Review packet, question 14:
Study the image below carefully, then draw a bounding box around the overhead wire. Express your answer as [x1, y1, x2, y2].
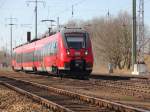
[37, 0, 88, 34]
[144, 0, 150, 3]
[52, 0, 87, 18]
[0, 0, 6, 9]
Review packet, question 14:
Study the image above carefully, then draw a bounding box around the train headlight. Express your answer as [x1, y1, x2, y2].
[66, 49, 70, 55]
[85, 50, 88, 55]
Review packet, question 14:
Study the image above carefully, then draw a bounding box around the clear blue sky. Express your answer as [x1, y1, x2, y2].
[0, 0, 150, 50]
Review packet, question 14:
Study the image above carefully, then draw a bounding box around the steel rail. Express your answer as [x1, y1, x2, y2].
[1, 71, 150, 99]
[0, 81, 74, 112]
[0, 76, 149, 112]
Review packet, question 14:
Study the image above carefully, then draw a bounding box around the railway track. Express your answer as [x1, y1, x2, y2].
[71, 79, 150, 99]
[0, 76, 149, 112]
[1, 71, 150, 100]
[90, 79, 150, 95]
[55, 76, 150, 99]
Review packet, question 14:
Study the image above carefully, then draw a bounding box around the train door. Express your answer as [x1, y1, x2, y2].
[41, 45, 46, 71]
[51, 41, 58, 66]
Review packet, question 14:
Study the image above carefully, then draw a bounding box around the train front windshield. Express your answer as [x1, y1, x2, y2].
[65, 33, 86, 50]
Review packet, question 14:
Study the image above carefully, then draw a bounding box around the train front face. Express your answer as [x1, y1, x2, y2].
[61, 29, 93, 75]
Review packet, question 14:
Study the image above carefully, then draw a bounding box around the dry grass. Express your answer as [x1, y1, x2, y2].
[93, 64, 131, 75]
[93, 54, 150, 75]
[145, 55, 150, 72]
[92, 64, 108, 74]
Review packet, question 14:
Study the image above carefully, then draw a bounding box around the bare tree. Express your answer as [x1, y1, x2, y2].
[83, 12, 132, 69]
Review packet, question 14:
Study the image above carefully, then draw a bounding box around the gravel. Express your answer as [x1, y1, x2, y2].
[0, 85, 52, 112]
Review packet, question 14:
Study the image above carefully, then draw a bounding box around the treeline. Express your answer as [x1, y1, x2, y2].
[0, 50, 10, 67]
[66, 12, 133, 69]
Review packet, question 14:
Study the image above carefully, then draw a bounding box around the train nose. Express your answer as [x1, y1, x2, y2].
[70, 59, 85, 70]
[67, 48, 82, 57]
[74, 51, 81, 57]
[68, 48, 87, 57]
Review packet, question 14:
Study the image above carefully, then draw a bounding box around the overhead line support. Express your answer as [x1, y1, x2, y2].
[26, 0, 45, 39]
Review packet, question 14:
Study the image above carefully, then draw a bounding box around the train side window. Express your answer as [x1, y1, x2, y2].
[50, 42, 53, 55]
[37, 50, 41, 61]
[44, 44, 47, 56]
[16, 53, 18, 62]
[54, 41, 57, 54]
[54, 42, 57, 49]
[48, 41, 57, 55]
[46, 43, 49, 55]
[18, 53, 20, 63]
[22, 53, 24, 62]
[16, 54, 19, 63]
[45, 44, 48, 55]
[51, 42, 56, 54]
[12, 52, 15, 59]
[43, 46, 46, 56]
[34, 50, 38, 61]
[52, 42, 54, 54]
[49, 43, 51, 55]
[45, 45, 47, 56]
[24, 53, 27, 62]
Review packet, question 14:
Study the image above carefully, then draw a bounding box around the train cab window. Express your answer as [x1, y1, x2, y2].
[65, 33, 86, 50]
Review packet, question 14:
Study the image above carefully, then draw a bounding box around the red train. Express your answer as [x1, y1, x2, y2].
[12, 28, 94, 77]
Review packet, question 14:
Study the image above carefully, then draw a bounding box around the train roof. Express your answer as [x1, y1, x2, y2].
[60, 27, 87, 34]
[13, 27, 87, 50]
